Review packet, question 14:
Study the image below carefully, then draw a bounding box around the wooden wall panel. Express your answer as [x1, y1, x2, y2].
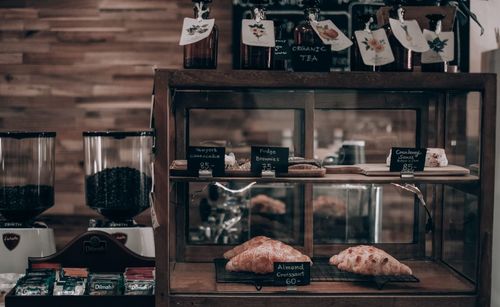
[0, 0, 233, 230]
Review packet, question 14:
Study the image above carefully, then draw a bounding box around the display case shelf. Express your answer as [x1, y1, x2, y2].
[169, 174, 479, 184]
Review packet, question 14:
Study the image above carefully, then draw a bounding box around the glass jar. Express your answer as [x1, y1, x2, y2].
[240, 3, 273, 70]
[351, 15, 379, 72]
[183, 0, 218, 69]
[0, 132, 55, 223]
[421, 14, 447, 72]
[380, 5, 413, 72]
[83, 131, 154, 222]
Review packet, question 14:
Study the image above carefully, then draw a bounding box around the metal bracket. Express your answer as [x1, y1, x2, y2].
[262, 170, 276, 178]
[199, 169, 213, 178]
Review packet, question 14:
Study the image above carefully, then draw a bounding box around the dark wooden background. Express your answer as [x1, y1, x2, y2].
[0, 0, 233, 248]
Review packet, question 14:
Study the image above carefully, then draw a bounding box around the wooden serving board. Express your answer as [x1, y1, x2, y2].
[170, 160, 326, 177]
[325, 164, 470, 176]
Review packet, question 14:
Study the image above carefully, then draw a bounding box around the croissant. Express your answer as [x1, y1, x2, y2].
[226, 240, 312, 274]
[223, 236, 271, 260]
[329, 245, 412, 276]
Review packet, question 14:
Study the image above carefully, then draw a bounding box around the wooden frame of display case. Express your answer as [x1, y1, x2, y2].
[152, 70, 496, 307]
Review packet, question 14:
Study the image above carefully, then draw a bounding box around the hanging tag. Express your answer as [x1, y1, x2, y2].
[311, 20, 352, 51]
[421, 30, 454, 63]
[179, 17, 215, 46]
[389, 18, 429, 52]
[354, 29, 394, 66]
[242, 19, 276, 47]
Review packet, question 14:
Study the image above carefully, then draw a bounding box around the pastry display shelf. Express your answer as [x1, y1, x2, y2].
[169, 260, 474, 295]
[168, 173, 479, 184]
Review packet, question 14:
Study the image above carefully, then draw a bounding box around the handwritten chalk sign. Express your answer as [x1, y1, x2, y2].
[273, 262, 310, 286]
[274, 39, 291, 61]
[389, 147, 427, 173]
[291, 44, 331, 72]
[251, 146, 289, 176]
[187, 146, 225, 177]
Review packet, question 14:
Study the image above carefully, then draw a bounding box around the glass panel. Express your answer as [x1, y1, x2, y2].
[442, 185, 478, 282]
[187, 182, 304, 245]
[315, 109, 417, 163]
[313, 183, 417, 244]
[446, 92, 481, 172]
[189, 109, 301, 158]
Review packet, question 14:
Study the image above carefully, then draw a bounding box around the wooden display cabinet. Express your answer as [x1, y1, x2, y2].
[152, 70, 496, 307]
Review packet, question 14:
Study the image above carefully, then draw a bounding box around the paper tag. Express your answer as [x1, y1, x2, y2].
[389, 147, 427, 172]
[242, 19, 276, 47]
[354, 29, 394, 66]
[421, 30, 454, 63]
[179, 17, 215, 46]
[311, 20, 352, 51]
[389, 18, 429, 52]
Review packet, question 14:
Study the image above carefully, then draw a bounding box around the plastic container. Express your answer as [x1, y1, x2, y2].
[0, 132, 56, 222]
[83, 131, 154, 222]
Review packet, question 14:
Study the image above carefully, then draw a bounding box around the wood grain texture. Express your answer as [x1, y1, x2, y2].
[0, 1, 233, 222]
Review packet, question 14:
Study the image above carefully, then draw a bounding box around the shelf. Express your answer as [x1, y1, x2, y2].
[169, 260, 474, 295]
[169, 173, 479, 184]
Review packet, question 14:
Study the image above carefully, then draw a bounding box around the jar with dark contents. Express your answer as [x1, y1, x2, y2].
[183, 0, 218, 69]
[240, 0, 273, 70]
[351, 15, 379, 72]
[380, 5, 413, 72]
[421, 14, 447, 72]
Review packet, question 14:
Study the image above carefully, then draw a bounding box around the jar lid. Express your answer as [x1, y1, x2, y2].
[0, 131, 56, 139]
[82, 131, 154, 138]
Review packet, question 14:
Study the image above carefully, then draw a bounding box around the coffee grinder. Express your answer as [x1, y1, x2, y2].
[84, 131, 154, 257]
[0, 132, 56, 273]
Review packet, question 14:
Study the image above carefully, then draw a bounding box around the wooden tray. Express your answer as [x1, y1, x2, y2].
[170, 160, 326, 178]
[325, 164, 470, 176]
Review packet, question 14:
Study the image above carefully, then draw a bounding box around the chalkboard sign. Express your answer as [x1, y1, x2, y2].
[291, 44, 332, 72]
[389, 147, 427, 173]
[273, 262, 310, 286]
[274, 39, 291, 61]
[251, 146, 289, 175]
[187, 146, 225, 177]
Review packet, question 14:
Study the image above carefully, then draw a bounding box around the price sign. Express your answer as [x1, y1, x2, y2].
[389, 147, 427, 173]
[290, 44, 332, 72]
[273, 262, 310, 286]
[251, 146, 289, 176]
[187, 146, 225, 177]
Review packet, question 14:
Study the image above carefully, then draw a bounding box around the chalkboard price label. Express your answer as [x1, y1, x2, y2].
[389, 147, 427, 173]
[251, 146, 289, 175]
[274, 39, 291, 61]
[187, 146, 225, 177]
[273, 262, 310, 286]
[291, 44, 331, 72]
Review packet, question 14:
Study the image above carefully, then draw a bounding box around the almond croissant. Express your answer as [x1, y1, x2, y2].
[329, 245, 412, 276]
[226, 240, 312, 274]
[223, 236, 271, 260]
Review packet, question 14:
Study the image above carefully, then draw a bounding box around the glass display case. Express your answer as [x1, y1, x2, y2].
[152, 70, 496, 307]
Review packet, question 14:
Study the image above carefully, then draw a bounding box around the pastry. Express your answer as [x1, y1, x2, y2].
[386, 148, 448, 167]
[289, 164, 320, 170]
[250, 194, 286, 215]
[223, 236, 271, 259]
[226, 240, 312, 274]
[288, 158, 322, 168]
[329, 245, 412, 276]
[313, 195, 346, 218]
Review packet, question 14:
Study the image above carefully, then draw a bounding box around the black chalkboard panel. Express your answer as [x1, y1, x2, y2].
[389, 147, 426, 172]
[187, 146, 225, 177]
[251, 146, 289, 175]
[291, 45, 332, 72]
